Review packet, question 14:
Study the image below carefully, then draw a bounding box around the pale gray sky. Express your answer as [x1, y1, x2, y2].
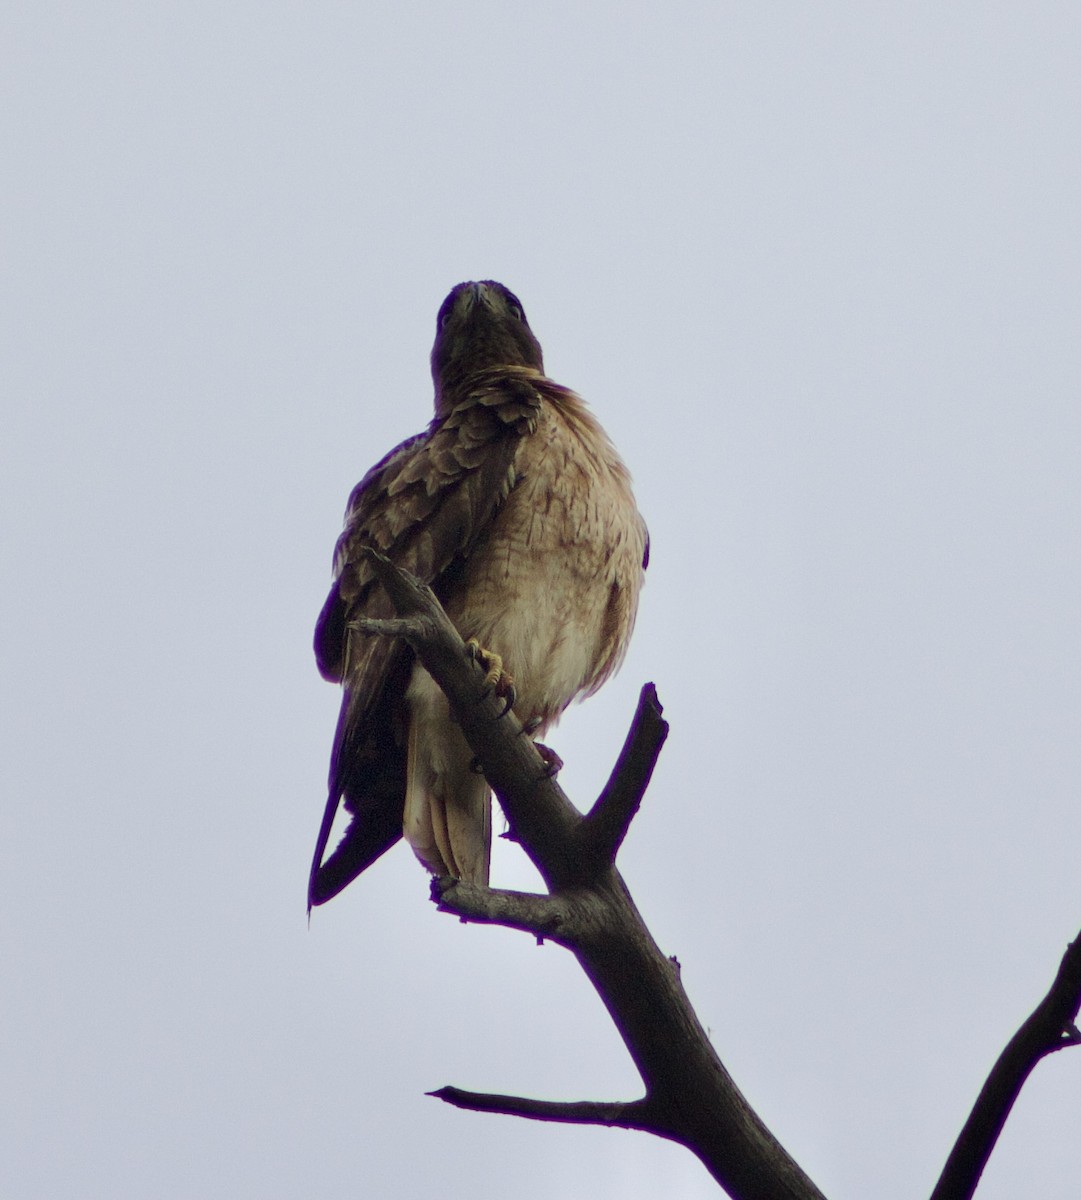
[3, 4, 1080, 1198]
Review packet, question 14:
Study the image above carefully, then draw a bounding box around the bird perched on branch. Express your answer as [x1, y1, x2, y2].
[309, 281, 648, 908]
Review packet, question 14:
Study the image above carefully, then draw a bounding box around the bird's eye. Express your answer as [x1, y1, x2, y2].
[508, 302, 525, 322]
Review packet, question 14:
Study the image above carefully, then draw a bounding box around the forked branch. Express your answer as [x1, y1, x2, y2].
[358, 549, 825, 1200]
[356, 549, 1081, 1200]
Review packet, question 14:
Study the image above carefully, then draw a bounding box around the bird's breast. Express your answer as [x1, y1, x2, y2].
[443, 403, 645, 727]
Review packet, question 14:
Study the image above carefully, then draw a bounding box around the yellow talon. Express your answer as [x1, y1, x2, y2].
[465, 638, 502, 687]
[466, 638, 516, 710]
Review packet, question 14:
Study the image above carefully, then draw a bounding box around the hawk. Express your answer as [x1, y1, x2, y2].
[309, 281, 647, 907]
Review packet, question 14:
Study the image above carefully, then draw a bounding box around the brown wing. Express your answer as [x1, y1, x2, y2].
[308, 380, 540, 907]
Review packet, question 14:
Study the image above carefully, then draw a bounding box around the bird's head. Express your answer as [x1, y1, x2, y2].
[431, 281, 544, 409]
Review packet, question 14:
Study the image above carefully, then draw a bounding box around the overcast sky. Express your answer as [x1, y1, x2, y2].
[3, 4, 1080, 1198]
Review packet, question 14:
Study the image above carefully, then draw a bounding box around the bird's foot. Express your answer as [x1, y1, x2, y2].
[465, 638, 516, 716]
[515, 717, 560, 777]
[430, 874, 459, 904]
[534, 742, 563, 778]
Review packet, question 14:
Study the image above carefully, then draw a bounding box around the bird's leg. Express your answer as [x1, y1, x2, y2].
[463, 649, 557, 778]
[465, 638, 516, 716]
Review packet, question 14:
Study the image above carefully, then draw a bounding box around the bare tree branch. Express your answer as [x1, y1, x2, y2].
[348, 613, 435, 641]
[356, 548, 1081, 1199]
[358, 550, 827, 1200]
[431, 877, 579, 944]
[427, 1087, 660, 1131]
[931, 933, 1081, 1200]
[578, 683, 668, 870]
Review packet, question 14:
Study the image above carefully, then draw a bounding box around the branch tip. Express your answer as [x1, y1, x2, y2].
[579, 683, 669, 869]
[427, 1085, 656, 1130]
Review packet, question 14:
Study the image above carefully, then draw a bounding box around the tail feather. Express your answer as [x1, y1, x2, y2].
[308, 789, 404, 910]
[403, 711, 491, 885]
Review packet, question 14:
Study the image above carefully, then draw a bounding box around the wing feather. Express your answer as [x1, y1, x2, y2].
[308, 382, 540, 906]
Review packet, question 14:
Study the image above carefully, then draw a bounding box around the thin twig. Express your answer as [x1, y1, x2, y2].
[428, 1087, 658, 1131]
